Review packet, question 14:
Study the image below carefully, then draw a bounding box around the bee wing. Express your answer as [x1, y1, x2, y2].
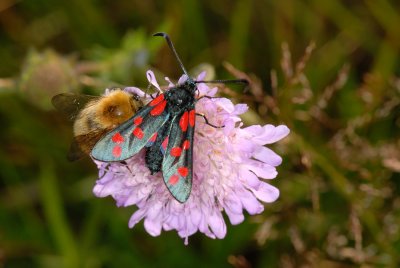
[52, 93, 99, 121]
[67, 129, 108, 161]
[67, 139, 86, 161]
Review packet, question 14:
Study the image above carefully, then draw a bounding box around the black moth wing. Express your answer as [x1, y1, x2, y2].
[91, 97, 170, 162]
[162, 108, 195, 203]
[51, 93, 98, 121]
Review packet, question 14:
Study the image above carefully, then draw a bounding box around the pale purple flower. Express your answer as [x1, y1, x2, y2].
[93, 70, 290, 244]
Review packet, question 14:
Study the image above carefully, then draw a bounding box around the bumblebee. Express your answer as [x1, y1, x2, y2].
[52, 88, 143, 160]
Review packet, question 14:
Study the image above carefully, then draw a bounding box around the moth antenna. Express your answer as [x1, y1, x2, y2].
[153, 32, 189, 76]
[195, 79, 249, 85]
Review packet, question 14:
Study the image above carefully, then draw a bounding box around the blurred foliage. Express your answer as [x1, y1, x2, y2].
[1, 0, 400, 267]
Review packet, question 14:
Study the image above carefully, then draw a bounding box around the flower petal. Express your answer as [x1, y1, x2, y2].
[239, 168, 261, 188]
[252, 146, 283, 166]
[146, 70, 161, 91]
[246, 160, 278, 179]
[238, 188, 264, 215]
[164, 77, 175, 87]
[217, 98, 235, 113]
[178, 74, 189, 84]
[224, 194, 245, 225]
[208, 209, 227, 239]
[225, 207, 245, 225]
[234, 103, 248, 115]
[123, 87, 147, 98]
[250, 182, 280, 203]
[196, 71, 207, 81]
[93, 179, 123, 197]
[129, 209, 147, 228]
[256, 125, 290, 144]
[144, 218, 162, 236]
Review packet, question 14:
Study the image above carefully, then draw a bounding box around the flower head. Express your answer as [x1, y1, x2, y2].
[93, 70, 290, 244]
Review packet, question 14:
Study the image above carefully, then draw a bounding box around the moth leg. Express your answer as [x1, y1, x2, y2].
[99, 163, 111, 179]
[197, 95, 221, 101]
[144, 79, 164, 100]
[196, 112, 224, 128]
[144, 84, 154, 100]
[146, 91, 162, 101]
[121, 161, 134, 174]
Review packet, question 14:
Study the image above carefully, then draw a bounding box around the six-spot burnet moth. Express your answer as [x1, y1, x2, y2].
[91, 32, 248, 203]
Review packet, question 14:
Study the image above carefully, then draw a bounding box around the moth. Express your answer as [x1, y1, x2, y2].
[91, 33, 247, 202]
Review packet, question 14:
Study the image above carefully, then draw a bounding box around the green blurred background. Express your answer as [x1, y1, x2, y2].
[1, 0, 400, 267]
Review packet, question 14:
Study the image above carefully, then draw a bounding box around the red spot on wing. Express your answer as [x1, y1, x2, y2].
[178, 167, 189, 177]
[189, 110, 195, 127]
[149, 132, 157, 142]
[149, 94, 164, 106]
[161, 137, 169, 150]
[182, 140, 190, 150]
[112, 145, 122, 158]
[134, 116, 143, 126]
[179, 111, 189, 132]
[112, 132, 124, 144]
[150, 100, 167, 116]
[169, 174, 179, 185]
[170, 147, 182, 157]
[133, 127, 144, 139]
